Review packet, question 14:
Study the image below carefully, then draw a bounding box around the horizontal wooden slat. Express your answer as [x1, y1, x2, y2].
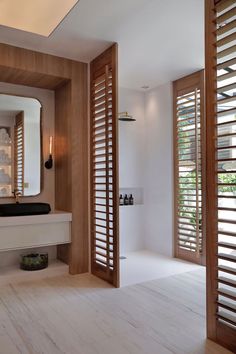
[218, 218, 236, 224]
[179, 238, 199, 245]
[218, 288, 236, 301]
[216, 0, 236, 13]
[217, 82, 236, 94]
[178, 244, 197, 251]
[217, 57, 236, 70]
[217, 108, 236, 117]
[178, 231, 197, 238]
[217, 7, 236, 25]
[217, 33, 236, 48]
[218, 265, 236, 276]
[217, 132, 236, 139]
[218, 253, 236, 262]
[217, 119, 236, 127]
[217, 311, 236, 326]
[178, 226, 197, 232]
[94, 250, 113, 260]
[218, 206, 236, 212]
[217, 45, 236, 60]
[218, 95, 236, 105]
[218, 230, 236, 237]
[218, 276, 236, 288]
[217, 70, 236, 84]
[218, 299, 236, 313]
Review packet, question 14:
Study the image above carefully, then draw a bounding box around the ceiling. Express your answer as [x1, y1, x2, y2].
[0, 0, 204, 90]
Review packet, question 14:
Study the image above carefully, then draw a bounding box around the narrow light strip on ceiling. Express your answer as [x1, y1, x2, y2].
[0, 0, 79, 37]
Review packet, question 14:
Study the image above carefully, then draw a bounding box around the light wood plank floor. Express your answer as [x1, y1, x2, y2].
[0, 268, 233, 354]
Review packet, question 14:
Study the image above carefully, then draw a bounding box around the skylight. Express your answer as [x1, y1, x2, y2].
[0, 0, 79, 37]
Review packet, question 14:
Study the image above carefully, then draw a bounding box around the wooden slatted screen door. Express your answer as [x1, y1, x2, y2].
[14, 111, 24, 195]
[173, 71, 206, 265]
[206, 0, 236, 351]
[90, 44, 119, 287]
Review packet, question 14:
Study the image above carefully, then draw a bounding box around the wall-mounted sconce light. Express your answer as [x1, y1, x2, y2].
[45, 136, 53, 169]
[118, 112, 136, 122]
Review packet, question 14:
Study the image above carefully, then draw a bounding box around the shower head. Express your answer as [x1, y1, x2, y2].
[118, 112, 136, 122]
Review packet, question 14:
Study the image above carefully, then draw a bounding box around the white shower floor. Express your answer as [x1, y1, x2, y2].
[120, 250, 203, 287]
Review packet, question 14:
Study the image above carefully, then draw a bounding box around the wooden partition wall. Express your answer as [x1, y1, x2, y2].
[0, 43, 88, 275]
[173, 71, 206, 265]
[90, 44, 120, 287]
[206, 0, 236, 351]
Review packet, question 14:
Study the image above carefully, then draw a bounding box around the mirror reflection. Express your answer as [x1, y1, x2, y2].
[0, 94, 41, 197]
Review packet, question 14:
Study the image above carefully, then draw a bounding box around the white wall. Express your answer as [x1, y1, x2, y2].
[144, 83, 173, 256]
[119, 87, 145, 254]
[119, 87, 145, 188]
[119, 83, 173, 257]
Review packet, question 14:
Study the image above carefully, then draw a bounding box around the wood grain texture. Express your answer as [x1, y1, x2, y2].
[0, 43, 73, 82]
[205, 0, 236, 351]
[55, 82, 72, 265]
[0, 268, 232, 354]
[70, 62, 89, 274]
[55, 63, 89, 274]
[0, 43, 89, 275]
[90, 44, 119, 287]
[0, 65, 68, 90]
[205, 0, 218, 341]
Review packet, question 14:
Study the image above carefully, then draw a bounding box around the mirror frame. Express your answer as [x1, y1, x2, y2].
[0, 92, 43, 198]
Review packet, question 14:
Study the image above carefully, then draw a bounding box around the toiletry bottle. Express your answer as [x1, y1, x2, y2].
[119, 194, 124, 206]
[129, 194, 134, 205]
[124, 194, 129, 206]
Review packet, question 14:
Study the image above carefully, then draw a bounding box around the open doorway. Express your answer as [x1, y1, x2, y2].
[115, 0, 206, 288]
[118, 81, 204, 287]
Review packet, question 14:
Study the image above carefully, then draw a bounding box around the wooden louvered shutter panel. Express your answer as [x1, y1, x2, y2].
[14, 111, 24, 195]
[90, 44, 119, 287]
[206, 0, 236, 351]
[173, 71, 206, 265]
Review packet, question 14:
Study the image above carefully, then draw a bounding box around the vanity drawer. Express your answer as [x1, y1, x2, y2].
[0, 213, 72, 251]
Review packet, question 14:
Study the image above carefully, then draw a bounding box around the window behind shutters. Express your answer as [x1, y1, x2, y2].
[173, 71, 206, 265]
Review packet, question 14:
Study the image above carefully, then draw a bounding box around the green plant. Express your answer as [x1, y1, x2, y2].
[218, 173, 236, 193]
[179, 170, 201, 230]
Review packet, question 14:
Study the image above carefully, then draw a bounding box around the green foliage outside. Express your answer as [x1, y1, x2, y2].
[178, 115, 236, 232]
[179, 171, 236, 230]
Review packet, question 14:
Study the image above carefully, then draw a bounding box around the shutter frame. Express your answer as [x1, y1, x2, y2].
[173, 70, 206, 265]
[14, 111, 24, 195]
[206, 0, 236, 350]
[90, 44, 120, 287]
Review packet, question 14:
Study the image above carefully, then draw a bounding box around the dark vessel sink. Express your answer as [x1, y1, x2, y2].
[0, 203, 51, 217]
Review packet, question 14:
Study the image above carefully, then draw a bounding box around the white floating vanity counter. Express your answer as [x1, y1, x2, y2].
[0, 211, 72, 251]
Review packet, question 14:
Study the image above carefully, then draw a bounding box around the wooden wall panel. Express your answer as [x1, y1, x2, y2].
[70, 63, 89, 274]
[0, 43, 72, 80]
[0, 43, 89, 275]
[55, 82, 72, 265]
